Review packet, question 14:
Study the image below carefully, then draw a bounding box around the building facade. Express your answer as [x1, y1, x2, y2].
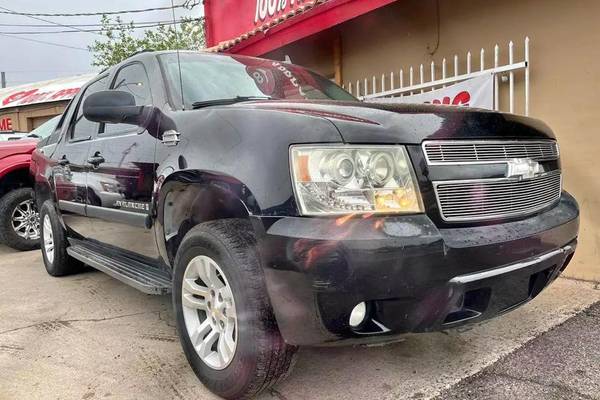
[0, 74, 94, 133]
[205, 0, 599, 281]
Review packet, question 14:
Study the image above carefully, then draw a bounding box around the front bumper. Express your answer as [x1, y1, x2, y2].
[253, 192, 579, 346]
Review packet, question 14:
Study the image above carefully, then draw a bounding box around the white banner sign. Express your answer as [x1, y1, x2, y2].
[0, 74, 96, 110]
[368, 73, 494, 109]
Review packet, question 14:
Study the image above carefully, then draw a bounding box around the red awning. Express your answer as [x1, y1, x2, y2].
[204, 0, 397, 56]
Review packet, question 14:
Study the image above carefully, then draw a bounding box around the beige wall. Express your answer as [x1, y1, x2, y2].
[271, 0, 600, 281]
[266, 29, 338, 79]
[0, 102, 67, 132]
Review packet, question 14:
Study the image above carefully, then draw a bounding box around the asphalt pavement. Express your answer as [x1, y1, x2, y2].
[0, 244, 599, 400]
[436, 301, 600, 400]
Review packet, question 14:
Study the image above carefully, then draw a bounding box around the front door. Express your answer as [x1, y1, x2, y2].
[84, 62, 159, 260]
[52, 75, 108, 236]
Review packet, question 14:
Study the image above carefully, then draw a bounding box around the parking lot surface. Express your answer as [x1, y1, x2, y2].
[437, 301, 600, 400]
[1, 245, 599, 400]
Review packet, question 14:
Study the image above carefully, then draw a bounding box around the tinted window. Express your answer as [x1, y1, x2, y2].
[159, 53, 356, 109]
[71, 76, 108, 141]
[103, 63, 152, 135]
[24, 114, 61, 142]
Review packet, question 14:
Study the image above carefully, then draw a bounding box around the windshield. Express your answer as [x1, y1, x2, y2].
[159, 52, 356, 109]
[27, 115, 61, 139]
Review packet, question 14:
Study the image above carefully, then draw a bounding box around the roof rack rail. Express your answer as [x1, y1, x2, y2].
[127, 48, 155, 58]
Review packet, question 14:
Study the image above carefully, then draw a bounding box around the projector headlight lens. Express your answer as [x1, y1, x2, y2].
[290, 145, 424, 216]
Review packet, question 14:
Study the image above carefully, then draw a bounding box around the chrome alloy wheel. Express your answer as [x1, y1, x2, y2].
[182, 255, 237, 370]
[11, 199, 40, 240]
[42, 214, 54, 264]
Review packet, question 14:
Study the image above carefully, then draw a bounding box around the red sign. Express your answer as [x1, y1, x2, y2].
[204, 0, 397, 56]
[2, 88, 80, 108]
[0, 117, 12, 132]
[0, 74, 95, 111]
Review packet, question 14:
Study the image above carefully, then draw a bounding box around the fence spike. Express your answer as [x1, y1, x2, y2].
[480, 48, 485, 71]
[467, 51, 472, 74]
[494, 45, 499, 111]
[442, 58, 447, 87]
[508, 41, 515, 113]
[454, 55, 458, 77]
[525, 37, 530, 116]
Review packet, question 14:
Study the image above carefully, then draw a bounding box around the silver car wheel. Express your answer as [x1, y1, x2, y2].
[42, 214, 54, 264]
[182, 255, 237, 370]
[11, 199, 40, 240]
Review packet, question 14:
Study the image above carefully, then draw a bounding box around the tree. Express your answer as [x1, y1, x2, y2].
[89, 15, 205, 69]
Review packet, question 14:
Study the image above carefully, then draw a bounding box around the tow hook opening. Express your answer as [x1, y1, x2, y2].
[443, 288, 490, 325]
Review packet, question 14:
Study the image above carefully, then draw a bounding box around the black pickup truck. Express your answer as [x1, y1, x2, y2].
[33, 50, 579, 400]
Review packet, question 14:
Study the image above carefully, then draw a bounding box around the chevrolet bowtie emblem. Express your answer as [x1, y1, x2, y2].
[506, 158, 544, 180]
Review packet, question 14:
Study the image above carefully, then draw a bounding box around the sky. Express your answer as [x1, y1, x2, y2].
[0, 0, 203, 87]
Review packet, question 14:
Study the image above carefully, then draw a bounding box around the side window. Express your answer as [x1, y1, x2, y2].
[103, 63, 152, 135]
[46, 101, 74, 145]
[70, 76, 108, 141]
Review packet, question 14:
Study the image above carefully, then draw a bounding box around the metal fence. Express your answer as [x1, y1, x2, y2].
[345, 37, 530, 116]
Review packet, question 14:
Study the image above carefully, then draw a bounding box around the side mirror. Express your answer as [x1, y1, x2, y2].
[83, 90, 148, 127]
[83, 90, 176, 140]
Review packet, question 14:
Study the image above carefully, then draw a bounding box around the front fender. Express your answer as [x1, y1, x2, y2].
[155, 170, 256, 266]
[0, 154, 31, 179]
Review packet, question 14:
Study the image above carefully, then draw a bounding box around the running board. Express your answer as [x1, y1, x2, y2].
[67, 243, 171, 295]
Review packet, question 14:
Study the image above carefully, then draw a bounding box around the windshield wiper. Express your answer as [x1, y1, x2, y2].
[192, 96, 273, 109]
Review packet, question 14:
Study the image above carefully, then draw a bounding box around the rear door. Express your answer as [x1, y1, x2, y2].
[84, 62, 160, 260]
[52, 75, 107, 236]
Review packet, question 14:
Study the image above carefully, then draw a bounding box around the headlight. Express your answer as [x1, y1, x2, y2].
[290, 145, 424, 215]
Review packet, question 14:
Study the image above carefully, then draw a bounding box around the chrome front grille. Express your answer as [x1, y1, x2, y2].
[434, 170, 562, 222]
[423, 140, 559, 164]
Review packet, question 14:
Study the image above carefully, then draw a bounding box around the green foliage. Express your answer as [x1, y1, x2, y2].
[89, 15, 205, 69]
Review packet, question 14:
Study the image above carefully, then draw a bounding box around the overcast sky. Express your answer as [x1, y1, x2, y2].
[0, 0, 202, 87]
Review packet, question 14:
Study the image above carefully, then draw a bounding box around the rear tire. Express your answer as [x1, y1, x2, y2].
[39, 200, 82, 276]
[173, 219, 298, 400]
[0, 188, 40, 251]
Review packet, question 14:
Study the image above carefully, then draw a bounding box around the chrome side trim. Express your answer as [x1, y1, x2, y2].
[58, 200, 85, 215]
[450, 244, 574, 284]
[422, 139, 559, 166]
[86, 204, 150, 228]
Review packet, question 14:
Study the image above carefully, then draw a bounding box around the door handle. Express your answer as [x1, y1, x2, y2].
[58, 156, 70, 166]
[87, 152, 105, 167]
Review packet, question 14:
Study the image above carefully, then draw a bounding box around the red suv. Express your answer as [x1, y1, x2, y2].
[0, 116, 60, 250]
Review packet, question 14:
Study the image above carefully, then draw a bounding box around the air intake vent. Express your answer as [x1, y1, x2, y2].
[434, 170, 562, 222]
[423, 140, 559, 164]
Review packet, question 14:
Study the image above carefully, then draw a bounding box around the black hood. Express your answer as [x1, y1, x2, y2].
[232, 100, 555, 144]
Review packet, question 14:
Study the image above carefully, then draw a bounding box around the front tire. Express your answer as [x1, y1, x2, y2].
[173, 219, 297, 400]
[39, 200, 82, 276]
[0, 188, 40, 251]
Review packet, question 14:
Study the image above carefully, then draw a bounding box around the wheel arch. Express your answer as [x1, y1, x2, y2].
[156, 169, 260, 266]
[0, 162, 33, 198]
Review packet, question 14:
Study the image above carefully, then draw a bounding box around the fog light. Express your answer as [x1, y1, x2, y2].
[349, 302, 368, 328]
